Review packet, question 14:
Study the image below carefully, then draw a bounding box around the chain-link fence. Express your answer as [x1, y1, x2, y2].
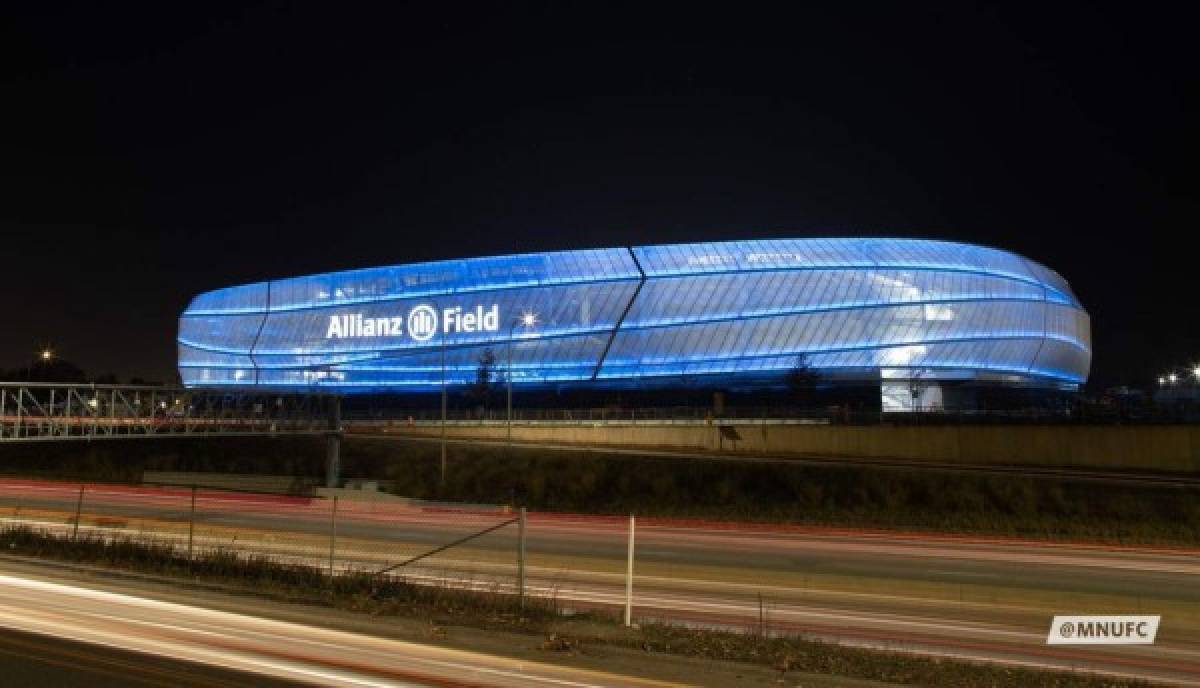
[0, 478, 653, 623]
[0, 480, 524, 589]
[3, 473, 1194, 674]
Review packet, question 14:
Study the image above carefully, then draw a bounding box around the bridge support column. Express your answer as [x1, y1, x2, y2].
[325, 396, 343, 488]
[325, 433, 342, 488]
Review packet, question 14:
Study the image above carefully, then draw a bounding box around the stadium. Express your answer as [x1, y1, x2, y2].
[178, 238, 1091, 410]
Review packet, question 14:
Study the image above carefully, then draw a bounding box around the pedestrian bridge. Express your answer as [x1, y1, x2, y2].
[0, 382, 341, 442]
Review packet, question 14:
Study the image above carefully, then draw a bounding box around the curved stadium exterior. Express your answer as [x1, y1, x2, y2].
[178, 239, 1091, 405]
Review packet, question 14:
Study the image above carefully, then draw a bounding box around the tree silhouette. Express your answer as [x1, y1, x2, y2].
[3, 356, 88, 383]
[785, 353, 821, 405]
[467, 348, 498, 408]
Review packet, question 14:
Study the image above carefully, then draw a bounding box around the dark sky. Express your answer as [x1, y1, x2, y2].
[2, 2, 1196, 388]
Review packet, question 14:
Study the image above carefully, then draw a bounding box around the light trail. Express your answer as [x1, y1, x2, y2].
[0, 572, 680, 688]
[2, 477, 1200, 684]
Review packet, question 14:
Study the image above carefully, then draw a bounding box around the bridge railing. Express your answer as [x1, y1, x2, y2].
[0, 383, 342, 442]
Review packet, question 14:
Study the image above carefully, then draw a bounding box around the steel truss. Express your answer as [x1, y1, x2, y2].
[0, 382, 341, 442]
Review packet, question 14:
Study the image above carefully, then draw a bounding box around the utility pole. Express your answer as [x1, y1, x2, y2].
[440, 324, 447, 487]
[517, 507, 527, 608]
[328, 496, 339, 579]
[188, 485, 197, 561]
[72, 484, 85, 540]
[325, 397, 342, 488]
[507, 323, 515, 447]
[426, 296, 447, 488]
[624, 513, 635, 626]
[506, 313, 538, 448]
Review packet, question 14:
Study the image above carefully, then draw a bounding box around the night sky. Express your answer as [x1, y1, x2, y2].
[2, 3, 1196, 389]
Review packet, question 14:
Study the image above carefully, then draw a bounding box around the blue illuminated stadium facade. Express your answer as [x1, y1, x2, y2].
[178, 239, 1091, 401]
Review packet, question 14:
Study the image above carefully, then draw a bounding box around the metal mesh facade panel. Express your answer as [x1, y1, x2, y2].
[259, 248, 639, 312]
[179, 239, 1091, 390]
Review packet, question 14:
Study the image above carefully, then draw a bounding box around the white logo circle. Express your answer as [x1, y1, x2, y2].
[407, 304, 438, 342]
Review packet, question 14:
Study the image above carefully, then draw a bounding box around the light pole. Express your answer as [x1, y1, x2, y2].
[439, 306, 447, 487]
[422, 298, 448, 487]
[507, 312, 538, 447]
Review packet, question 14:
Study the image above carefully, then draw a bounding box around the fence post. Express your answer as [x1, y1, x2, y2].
[72, 484, 85, 540]
[517, 506, 527, 608]
[188, 485, 197, 561]
[624, 513, 635, 627]
[328, 496, 338, 580]
[758, 592, 765, 637]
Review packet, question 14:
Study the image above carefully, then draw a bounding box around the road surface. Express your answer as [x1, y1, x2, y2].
[0, 625, 306, 687]
[0, 566, 693, 688]
[1, 478, 1198, 684]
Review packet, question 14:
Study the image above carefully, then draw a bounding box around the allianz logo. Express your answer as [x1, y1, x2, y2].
[326, 304, 500, 341]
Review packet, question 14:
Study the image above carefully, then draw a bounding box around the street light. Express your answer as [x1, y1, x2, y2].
[39, 348, 53, 362]
[507, 311, 538, 447]
[424, 299, 447, 488]
[1168, 373, 1178, 385]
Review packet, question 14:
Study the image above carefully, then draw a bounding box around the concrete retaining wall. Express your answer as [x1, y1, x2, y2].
[143, 471, 319, 493]
[352, 423, 1200, 473]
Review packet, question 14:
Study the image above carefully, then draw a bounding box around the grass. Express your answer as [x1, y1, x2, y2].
[0, 524, 1149, 688]
[0, 524, 560, 629]
[626, 623, 1148, 687]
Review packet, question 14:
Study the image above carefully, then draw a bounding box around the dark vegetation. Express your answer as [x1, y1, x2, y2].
[0, 525, 559, 627]
[2, 354, 162, 386]
[1, 437, 1197, 545]
[0, 437, 328, 484]
[631, 624, 1147, 688]
[354, 440, 1200, 545]
[0, 525, 1147, 688]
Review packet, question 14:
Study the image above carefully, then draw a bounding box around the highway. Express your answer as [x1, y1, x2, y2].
[0, 567, 693, 687]
[2, 478, 1199, 684]
[0, 625, 305, 687]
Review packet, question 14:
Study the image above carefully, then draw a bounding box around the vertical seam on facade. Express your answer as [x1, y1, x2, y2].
[592, 248, 645, 380]
[249, 281, 272, 385]
[1019, 257, 1048, 375]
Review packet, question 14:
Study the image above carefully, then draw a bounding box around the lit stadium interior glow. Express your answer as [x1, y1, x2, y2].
[178, 238, 1091, 402]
